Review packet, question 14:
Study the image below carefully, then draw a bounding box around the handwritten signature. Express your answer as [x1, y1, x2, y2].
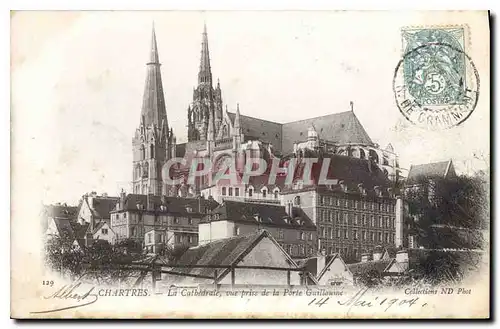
[31, 280, 99, 314]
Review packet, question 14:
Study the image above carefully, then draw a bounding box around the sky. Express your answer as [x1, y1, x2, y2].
[11, 11, 490, 205]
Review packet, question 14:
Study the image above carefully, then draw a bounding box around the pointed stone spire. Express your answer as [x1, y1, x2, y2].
[234, 103, 241, 131]
[140, 24, 168, 129]
[198, 22, 212, 85]
[148, 22, 160, 64]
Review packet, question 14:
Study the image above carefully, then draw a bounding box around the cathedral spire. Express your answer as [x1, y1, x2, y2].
[198, 23, 212, 85]
[149, 22, 159, 64]
[234, 103, 241, 132]
[140, 24, 168, 129]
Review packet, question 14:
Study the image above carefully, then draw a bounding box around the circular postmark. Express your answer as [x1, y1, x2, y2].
[393, 42, 480, 129]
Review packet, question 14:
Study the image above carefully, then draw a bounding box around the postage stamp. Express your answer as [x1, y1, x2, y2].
[393, 27, 480, 129]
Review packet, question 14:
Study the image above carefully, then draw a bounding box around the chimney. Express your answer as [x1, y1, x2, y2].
[285, 201, 293, 217]
[147, 194, 155, 211]
[373, 245, 383, 261]
[198, 195, 203, 213]
[120, 189, 126, 210]
[361, 253, 371, 263]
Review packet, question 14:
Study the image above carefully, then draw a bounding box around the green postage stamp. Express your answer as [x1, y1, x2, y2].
[393, 27, 480, 129]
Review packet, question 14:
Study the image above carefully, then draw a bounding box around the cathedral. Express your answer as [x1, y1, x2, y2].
[131, 24, 403, 199]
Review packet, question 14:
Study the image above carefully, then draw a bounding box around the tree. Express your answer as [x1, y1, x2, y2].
[162, 243, 189, 263]
[403, 173, 488, 283]
[115, 238, 143, 255]
[405, 174, 488, 250]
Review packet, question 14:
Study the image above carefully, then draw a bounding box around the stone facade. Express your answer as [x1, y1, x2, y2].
[282, 186, 399, 263]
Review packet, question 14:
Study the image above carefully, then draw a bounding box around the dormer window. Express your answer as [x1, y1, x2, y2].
[261, 187, 268, 198]
[273, 188, 280, 199]
[186, 205, 193, 213]
[248, 187, 253, 197]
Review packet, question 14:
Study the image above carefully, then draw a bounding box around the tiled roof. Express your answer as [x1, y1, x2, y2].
[283, 153, 393, 193]
[294, 257, 320, 284]
[204, 200, 316, 229]
[227, 112, 283, 154]
[225, 110, 374, 156]
[407, 160, 455, 182]
[382, 247, 398, 259]
[118, 194, 219, 215]
[157, 231, 289, 281]
[282, 111, 374, 154]
[88, 196, 120, 220]
[91, 221, 108, 235]
[295, 257, 318, 276]
[317, 254, 343, 280]
[43, 204, 79, 220]
[348, 259, 393, 276]
[52, 218, 76, 241]
[71, 222, 89, 240]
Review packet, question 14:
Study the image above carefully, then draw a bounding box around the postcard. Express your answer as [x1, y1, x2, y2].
[10, 10, 490, 319]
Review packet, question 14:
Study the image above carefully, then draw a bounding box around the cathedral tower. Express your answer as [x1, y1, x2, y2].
[132, 25, 174, 195]
[187, 23, 223, 142]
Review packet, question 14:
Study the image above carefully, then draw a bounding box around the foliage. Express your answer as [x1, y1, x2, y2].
[45, 234, 145, 285]
[115, 238, 143, 255]
[404, 174, 488, 250]
[355, 269, 384, 288]
[162, 243, 190, 263]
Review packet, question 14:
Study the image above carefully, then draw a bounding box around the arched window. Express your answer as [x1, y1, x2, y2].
[369, 149, 379, 163]
[140, 145, 145, 160]
[294, 196, 301, 206]
[150, 144, 154, 159]
[261, 187, 268, 198]
[248, 187, 253, 197]
[135, 164, 141, 179]
[234, 226, 240, 236]
[222, 187, 227, 196]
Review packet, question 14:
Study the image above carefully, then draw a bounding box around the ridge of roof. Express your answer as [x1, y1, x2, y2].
[227, 111, 282, 126]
